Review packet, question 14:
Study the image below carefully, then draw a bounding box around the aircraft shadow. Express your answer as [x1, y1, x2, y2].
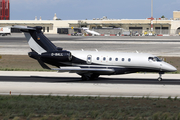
[0, 76, 180, 85]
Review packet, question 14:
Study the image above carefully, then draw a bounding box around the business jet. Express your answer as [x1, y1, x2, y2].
[12, 26, 177, 81]
[82, 27, 101, 36]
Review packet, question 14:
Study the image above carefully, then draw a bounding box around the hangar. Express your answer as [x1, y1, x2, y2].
[0, 11, 180, 35]
[68, 19, 171, 35]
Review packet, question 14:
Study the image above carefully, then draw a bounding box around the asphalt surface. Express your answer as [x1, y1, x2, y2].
[1, 34, 180, 42]
[1, 74, 180, 97]
[0, 76, 180, 85]
[1, 34, 180, 56]
[0, 71, 180, 85]
[0, 72, 180, 85]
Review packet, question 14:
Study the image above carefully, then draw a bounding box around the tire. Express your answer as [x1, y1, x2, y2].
[158, 77, 162, 81]
[81, 74, 100, 81]
[81, 75, 90, 81]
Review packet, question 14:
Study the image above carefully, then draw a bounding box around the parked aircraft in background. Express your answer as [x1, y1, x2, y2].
[82, 27, 101, 36]
[12, 26, 177, 81]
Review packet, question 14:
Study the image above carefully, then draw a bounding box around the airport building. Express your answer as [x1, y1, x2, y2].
[0, 11, 180, 35]
[0, 0, 10, 20]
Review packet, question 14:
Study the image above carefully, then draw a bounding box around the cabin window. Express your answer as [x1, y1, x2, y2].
[122, 58, 125, 61]
[109, 57, 112, 61]
[97, 57, 100, 60]
[115, 58, 118, 61]
[103, 57, 106, 61]
[128, 58, 131, 62]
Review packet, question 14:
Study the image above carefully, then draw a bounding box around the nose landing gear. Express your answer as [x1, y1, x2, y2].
[158, 76, 162, 81]
[158, 72, 164, 81]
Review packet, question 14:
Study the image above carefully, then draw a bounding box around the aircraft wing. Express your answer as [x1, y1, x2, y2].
[51, 67, 114, 74]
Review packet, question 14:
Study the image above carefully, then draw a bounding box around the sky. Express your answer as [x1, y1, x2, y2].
[10, 0, 180, 20]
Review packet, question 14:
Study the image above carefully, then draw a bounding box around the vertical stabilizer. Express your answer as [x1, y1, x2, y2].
[13, 26, 57, 54]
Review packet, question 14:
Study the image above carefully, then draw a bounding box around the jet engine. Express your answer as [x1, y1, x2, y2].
[28, 51, 72, 62]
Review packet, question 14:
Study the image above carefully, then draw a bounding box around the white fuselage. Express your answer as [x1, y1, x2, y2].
[71, 50, 176, 72]
[83, 28, 101, 36]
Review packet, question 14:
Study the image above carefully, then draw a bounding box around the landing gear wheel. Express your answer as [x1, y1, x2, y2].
[157, 72, 164, 81]
[80, 74, 100, 81]
[158, 77, 162, 81]
[81, 75, 90, 81]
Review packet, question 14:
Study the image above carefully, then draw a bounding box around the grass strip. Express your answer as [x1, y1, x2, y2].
[0, 68, 53, 72]
[0, 95, 180, 120]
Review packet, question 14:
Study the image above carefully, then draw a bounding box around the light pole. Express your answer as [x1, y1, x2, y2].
[151, 0, 153, 18]
[151, 0, 154, 32]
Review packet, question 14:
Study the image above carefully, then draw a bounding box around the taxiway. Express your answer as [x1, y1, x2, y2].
[0, 34, 180, 56]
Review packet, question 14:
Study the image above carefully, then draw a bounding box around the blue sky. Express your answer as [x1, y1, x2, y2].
[10, 0, 180, 20]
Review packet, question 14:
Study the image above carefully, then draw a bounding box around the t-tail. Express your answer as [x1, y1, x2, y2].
[13, 26, 58, 54]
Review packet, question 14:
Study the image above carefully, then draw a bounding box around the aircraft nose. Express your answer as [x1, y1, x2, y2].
[162, 62, 177, 72]
[168, 65, 177, 72]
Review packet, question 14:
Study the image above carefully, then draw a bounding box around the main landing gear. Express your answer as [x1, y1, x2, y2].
[80, 73, 100, 81]
[157, 72, 164, 81]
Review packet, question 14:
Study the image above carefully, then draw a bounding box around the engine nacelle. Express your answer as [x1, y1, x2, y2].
[41, 51, 72, 62]
[28, 52, 39, 59]
[28, 51, 72, 62]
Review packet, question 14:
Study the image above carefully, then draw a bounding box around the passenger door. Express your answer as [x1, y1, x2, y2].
[87, 55, 92, 64]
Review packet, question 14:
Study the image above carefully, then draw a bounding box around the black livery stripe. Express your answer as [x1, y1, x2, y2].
[29, 26, 57, 52]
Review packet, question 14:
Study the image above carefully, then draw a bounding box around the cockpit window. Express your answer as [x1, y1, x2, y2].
[148, 57, 154, 61]
[154, 57, 162, 62]
[148, 57, 162, 62]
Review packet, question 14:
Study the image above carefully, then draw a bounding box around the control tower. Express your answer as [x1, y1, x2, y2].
[0, 0, 10, 20]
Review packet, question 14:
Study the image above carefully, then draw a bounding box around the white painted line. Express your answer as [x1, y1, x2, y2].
[0, 82, 180, 98]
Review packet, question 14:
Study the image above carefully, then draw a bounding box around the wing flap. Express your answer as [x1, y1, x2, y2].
[51, 67, 114, 74]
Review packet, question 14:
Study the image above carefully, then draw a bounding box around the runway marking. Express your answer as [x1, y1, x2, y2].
[0, 82, 180, 98]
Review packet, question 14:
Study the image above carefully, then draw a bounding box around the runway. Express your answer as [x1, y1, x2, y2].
[0, 71, 180, 98]
[0, 71, 180, 85]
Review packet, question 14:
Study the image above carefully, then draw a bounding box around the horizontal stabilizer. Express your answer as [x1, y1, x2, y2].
[12, 26, 36, 30]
